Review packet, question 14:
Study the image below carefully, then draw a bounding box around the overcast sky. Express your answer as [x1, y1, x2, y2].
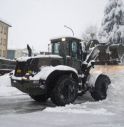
[0, 0, 107, 51]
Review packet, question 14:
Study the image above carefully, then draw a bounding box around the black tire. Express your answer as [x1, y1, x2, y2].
[29, 94, 48, 102]
[90, 74, 111, 101]
[51, 75, 78, 106]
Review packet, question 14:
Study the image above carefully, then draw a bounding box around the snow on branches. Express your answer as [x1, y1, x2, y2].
[99, 0, 124, 44]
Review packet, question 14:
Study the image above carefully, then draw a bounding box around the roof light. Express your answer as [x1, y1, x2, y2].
[62, 38, 66, 42]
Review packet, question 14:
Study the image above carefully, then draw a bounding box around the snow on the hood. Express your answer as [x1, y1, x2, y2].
[30, 65, 77, 80]
[17, 54, 62, 62]
[11, 65, 78, 81]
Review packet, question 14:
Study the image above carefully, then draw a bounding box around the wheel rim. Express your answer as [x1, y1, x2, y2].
[60, 79, 76, 103]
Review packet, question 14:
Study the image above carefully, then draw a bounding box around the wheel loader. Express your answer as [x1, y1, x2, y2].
[11, 37, 111, 106]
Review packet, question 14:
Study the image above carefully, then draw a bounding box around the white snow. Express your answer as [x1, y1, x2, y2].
[17, 55, 62, 62]
[12, 65, 78, 81]
[32, 65, 77, 80]
[0, 67, 124, 126]
[99, 0, 124, 44]
[45, 105, 114, 116]
[0, 74, 23, 96]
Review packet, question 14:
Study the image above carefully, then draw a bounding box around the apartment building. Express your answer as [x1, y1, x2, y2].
[0, 20, 11, 58]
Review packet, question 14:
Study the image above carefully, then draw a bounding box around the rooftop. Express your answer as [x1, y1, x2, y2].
[0, 19, 12, 27]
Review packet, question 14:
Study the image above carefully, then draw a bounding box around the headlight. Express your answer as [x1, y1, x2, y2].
[28, 70, 32, 74]
[17, 69, 21, 73]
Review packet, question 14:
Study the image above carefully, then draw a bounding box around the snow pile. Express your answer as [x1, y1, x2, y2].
[107, 71, 124, 102]
[45, 104, 114, 115]
[0, 74, 11, 87]
[0, 74, 23, 97]
[1, 68, 124, 116]
[17, 54, 62, 62]
[45, 70, 124, 115]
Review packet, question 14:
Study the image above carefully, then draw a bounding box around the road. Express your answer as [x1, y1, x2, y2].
[0, 92, 123, 127]
[0, 94, 53, 115]
[0, 92, 93, 115]
[0, 71, 124, 127]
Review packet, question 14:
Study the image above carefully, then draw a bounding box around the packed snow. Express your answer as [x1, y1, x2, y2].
[12, 65, 78, 81]
[0, 74, 23, 96]
[0, 68, 124, 126]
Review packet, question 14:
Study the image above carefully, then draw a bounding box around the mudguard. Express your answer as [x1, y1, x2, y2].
[30, 65, 78, 81]
[87, 71, 103, 87]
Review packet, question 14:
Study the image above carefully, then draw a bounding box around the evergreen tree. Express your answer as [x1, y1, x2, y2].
[99, 0, 124, 44]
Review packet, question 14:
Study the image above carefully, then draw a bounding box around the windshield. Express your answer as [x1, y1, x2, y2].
[52, 42, 60, 54]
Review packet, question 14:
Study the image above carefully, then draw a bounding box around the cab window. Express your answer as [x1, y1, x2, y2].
[52, 42, 60, 54]
[71, 41, 78, 58]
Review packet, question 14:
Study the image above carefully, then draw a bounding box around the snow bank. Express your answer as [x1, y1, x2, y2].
[1, 67, 124, 116]
[107, 71, 124, 102]
[0, 74, 11, 87]
[0, 86, 23, 97]
[45, 69, 124, 115]
[0, 74, 23, 96]
[45, 105, 114, 115]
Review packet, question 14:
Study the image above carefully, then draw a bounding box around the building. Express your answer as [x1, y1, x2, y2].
[7, 48, 28, 60]
[7, 49, 16, 59]
[0, 20, 11, 58]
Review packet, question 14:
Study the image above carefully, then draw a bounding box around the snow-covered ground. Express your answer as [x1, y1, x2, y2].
[0, 70, 124, 127]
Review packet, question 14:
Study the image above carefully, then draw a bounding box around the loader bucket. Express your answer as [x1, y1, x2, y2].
[109, 44, 124, 61]
[94, 43, 124, 65]
[96, 44, 110, 64]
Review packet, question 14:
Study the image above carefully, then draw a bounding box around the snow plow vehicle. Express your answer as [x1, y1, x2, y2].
[11, 37, 111, 106]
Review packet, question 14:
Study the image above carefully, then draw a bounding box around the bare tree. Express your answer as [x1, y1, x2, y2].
[82, 25, 98, 42]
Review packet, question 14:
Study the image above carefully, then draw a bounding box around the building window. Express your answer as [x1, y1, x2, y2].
[0, 38, 2, 45]
[3, 50, 6, 57]
[0, 50, 2, 56]
[0, 39, 2, 45]
[3, 39, 6, 45]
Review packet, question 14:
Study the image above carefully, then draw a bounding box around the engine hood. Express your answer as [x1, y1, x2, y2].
[16, 54, 64, 69]
[17, 54, 62, 62]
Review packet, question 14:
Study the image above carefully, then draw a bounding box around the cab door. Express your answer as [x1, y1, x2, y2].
[70, 41, 82, 73]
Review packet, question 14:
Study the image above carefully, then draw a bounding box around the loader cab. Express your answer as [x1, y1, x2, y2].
[51, 37, 83, 73]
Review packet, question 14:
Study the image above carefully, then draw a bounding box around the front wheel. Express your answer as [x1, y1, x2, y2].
[51, 75, 78, 106]
[90, 74, 111, 101]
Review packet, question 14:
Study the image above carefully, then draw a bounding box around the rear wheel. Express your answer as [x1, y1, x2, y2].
[51, 75, 78, 106]
[90, 75, 111, 101]
[29, 94, 48, 102]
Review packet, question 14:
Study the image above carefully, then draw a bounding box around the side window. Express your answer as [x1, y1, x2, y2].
[71, 41, 78, 58]
[53, 42, 60, 54]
